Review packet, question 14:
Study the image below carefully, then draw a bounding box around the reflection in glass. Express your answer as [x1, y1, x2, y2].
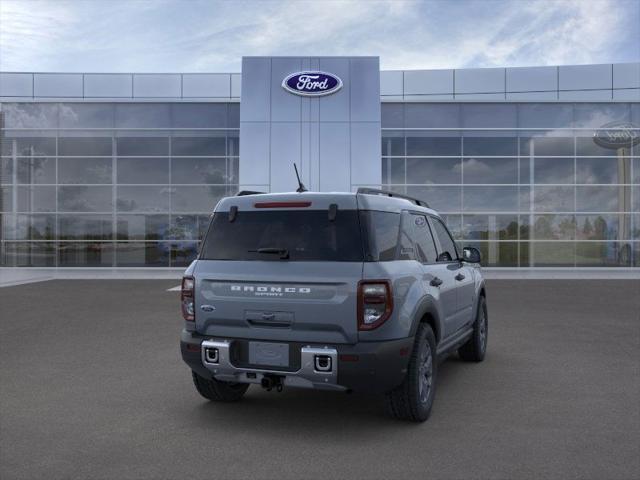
[463, 158, 517, 184]
[16, 186, 56, 212]
[58, 186, 111, 212]
[116, 137, 169, 156]
[172, 104, 228, 128]
[171, 136, 226, 156]
[59, 103, 114, 128]
[406, 186, 461, 212]
[1, 137, 56, 156]
[406, 158, 461, 184]
[16, 157, 56, 184]
[171, 186, 227, 213]
[168, 214, 211, 241]
[116, 186, 170, 212]
[576, 242, 632, 267]
[533, 158, 574, 184]
[381, 136, 404, 156]
[576, 214, 630, 241]
[115, 243, 169, 267]
[1, 214, 55, 240]
[406, 136, 461, 156]
[461, 104, 517, 128]
[531, 242, 575, 267]
[404, 104, 460, 128]
[58, 137, 112, 156]
[59, 214, 112, 240]
[1, 242, 56, 266]
[533, 215, 576, 240]
[171, 158, 228, 184]
[58, 158, 112, 184]
[462, 215, 518, 240]
[573, 104, 630, 128]
[534, 186, 574, 212]
[58, 242, 114, 267]
[462, 241, 518, 267]
[170, 241, 199, 267]
[116, 215, 169, 241]
[440, 214, 462, 240]
[1, 103, 58, 128]
[114, 104, 171, 128]
[117, 158, 169, 184]
[463, 137, 517, 156]
[520, 136, 574, 156]
[576, 186, 627, 212]
[576, 136, 625, 157]
[463, 186, 519, 212]
[576, 158, 627, 184]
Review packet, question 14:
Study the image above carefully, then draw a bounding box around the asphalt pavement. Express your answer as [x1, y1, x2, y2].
[1, 279, 639, 480]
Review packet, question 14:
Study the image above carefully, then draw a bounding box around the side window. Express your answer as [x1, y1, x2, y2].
[431, 217, 458, 262]
[361, 211, 401, 261]
[411, 214, 438, 263]
[398, 213, 416, 261]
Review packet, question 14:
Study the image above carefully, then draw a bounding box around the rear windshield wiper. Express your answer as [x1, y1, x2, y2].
[248, 247, 290, 260]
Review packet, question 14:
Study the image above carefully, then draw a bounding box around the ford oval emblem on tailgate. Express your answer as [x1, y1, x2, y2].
[282, 71, 343, 97]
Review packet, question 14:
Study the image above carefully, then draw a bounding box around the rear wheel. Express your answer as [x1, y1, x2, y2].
[458, 295, 488, 362]
[191, 371, 249, 402]
[385, 323, 437, 422]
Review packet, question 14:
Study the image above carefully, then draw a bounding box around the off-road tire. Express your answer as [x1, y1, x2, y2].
[458, 295, 488, 362]
[192, 371, 250, 402]
[384, 323, 437, 422]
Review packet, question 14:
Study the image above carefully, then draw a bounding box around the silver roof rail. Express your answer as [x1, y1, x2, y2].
[356, 187, 430, 208]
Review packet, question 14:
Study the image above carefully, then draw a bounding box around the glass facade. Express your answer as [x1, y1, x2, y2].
[1, 100, 638, 268]
[382, 103, 640, 267]
[0, 102, 239, 267]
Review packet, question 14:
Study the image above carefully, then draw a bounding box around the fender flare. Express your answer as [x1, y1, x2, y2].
[409, 295, 443, 343]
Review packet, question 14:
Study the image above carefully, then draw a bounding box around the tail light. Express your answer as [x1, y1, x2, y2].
[358, 280, 393, 330]
[181, 276, 195, 322]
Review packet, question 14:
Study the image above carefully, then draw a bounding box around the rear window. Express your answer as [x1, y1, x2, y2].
[200, 210, 364, 262]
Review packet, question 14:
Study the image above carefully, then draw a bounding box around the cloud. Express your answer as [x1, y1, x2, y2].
[0, 0, 638, 73]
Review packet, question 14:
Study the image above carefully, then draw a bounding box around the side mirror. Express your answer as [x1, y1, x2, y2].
[462, 247, 481, 264]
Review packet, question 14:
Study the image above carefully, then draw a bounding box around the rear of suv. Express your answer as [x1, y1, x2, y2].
[180, 188, 487, 422]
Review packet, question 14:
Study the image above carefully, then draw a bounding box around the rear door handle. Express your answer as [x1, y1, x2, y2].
[455, 273, 465, 281]
[430, 277, 443, 287]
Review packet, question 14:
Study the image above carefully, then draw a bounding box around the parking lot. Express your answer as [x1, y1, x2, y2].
[1, 279, 639, 480]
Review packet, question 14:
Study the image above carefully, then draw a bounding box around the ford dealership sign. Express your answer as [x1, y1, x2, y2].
[282, 71, 343, 97]
[593, 122, 640, 149]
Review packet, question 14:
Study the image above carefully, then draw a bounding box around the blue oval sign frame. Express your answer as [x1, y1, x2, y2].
[282, 71, 343, 97]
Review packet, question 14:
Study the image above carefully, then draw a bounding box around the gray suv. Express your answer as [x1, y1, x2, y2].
[180, 188, 487, 422]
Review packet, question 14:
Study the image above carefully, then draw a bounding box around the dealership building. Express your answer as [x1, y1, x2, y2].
[0, 57, 639, 270]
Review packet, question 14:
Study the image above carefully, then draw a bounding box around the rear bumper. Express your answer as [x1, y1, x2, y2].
[180, 330, 413, 394]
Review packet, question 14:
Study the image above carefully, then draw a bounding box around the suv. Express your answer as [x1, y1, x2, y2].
[180, 188, 487, 422]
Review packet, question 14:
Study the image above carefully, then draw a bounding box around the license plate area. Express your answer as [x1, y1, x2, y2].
[248, 341, 290, 368]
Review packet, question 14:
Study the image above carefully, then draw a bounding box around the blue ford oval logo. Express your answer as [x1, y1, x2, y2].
[282, 71, 343, 97]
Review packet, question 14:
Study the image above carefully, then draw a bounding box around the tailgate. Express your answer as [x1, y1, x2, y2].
[194, 260, 362, 344]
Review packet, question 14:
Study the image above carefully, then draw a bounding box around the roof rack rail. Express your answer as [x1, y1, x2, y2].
[236, 190, 265, 196]
[356, 187, 430, 208]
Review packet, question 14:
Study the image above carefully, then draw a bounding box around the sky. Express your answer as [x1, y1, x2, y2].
[0, 0, 639, 73]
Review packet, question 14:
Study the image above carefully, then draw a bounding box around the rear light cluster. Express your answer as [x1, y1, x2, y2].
[181, 276, 195, 322]
[357, 280, 393, 330]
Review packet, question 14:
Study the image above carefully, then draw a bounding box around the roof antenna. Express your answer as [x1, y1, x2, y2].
[293, 163, 307, 193]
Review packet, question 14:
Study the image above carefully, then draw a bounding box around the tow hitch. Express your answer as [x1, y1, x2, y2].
[261, 374, 284, 392]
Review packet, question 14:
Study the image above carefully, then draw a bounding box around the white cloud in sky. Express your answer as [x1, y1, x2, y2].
[0, 0, 638, 73]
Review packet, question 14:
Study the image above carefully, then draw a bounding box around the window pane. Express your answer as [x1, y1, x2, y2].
[576, 186, 628, 212]
[171, 158, 228, 184]
[576, 136, 624, 156]
[117, 158, 169, 184]
[171, 104, 228, 128]
[575, 242, 632, 267]
[59, 103, 114, 128]
[381, 135, 404, 156]
[59, 214, 113, 240]
[116, 214, 169, 240]
[576, 214, 631, 240]
[171, 136, 226, 156]
[116, 186, 170, 212]
[533, 186, 574, 212]
[406, 136, 461, 156]
[2, 103, 58, 128]
[463, 137, 518, 156]
[406, 158, 461, 184]
[382, 158, 405, 184]
[1, 242, 56, 267]
[634, 158, 640, 183]
[441, 214, 462, 240]
[1, 214, 55, 240]
[404, 104, 460, 128]
[58, 242, 114, 267]
[168, 214, 210, 241]
[16, 157, 56, 184]
[115, 242, 169, 267]
[381, 104, 404, 128]
[633, 214, 640, 240]
[58, 186, 112, 212]
[573, 104, 630, 128]
[517, 104, 573, 129]
[463, 157, 518, 184]
[533, 215, 576, 240]
[411, 214, 438, 263]
[462, 215, 519, 240]
[533, 158, 574, 184]
[1, 137, 56, 156]
[171, 186, 226, 213]
[576, 157, 630, 184]
[170, 241, 199, 267]
[406, 186, 461, 212]
[58, 137, 112, 156]
[463, 186, 519, 212]
[114, 104, 171, 128]
[116, 137, 169, 156]
[461, 104, 516, 128]
[430, 217, 458, 260]
[531, 242, 575, 266]
[59, 158, 112, 184]
[17, 186, 56, 212]
[520, 136, 574, 156]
